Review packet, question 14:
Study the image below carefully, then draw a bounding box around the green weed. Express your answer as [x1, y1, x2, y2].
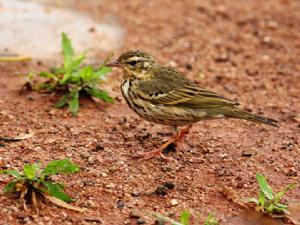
[0, 159, 84, 212]
[246, 173, 294, 215]
[26, 33, 113, 116]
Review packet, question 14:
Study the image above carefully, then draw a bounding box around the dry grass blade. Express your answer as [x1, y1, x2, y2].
[20, 186, 28, 211]
[0, 56, 32, 62]
[31, 190, 39, 214]
[0, 132, 34, 142]
[42, 192, 86, 212]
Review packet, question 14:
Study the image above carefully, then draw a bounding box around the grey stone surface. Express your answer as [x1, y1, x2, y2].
[0, 0, 124, 60]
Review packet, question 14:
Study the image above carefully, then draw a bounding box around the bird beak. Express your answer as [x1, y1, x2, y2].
[106, 60, 121, 68]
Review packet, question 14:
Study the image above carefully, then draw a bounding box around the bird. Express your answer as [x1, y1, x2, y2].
[106, 50, 278, 160]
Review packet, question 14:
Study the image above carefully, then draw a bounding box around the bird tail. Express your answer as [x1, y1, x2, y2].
[223, 108, 279, 127]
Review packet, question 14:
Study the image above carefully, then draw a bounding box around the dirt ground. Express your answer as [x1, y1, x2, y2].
[1, 0, 300, 224]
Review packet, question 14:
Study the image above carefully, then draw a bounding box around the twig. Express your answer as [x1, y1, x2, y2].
[0, 56, 32, 62]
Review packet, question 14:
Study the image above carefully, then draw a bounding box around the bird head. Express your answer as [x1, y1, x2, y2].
[106, 50, 156, 79]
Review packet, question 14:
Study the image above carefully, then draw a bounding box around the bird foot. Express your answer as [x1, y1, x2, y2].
[134, 125, 193, 161]
[135, 137, 176, 161]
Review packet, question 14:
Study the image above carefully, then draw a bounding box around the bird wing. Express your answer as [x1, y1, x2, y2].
[137, 67, 238, 109]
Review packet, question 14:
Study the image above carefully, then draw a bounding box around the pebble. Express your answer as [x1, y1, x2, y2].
[130, 191, 140, 197]
[100, 172, 108, 177]
[137, 218, 145, 224]
[262, 36, 272, 44]
[170, 199, 179, 206]
[80, 152, 89, 160]
[106, 183, 115, 189]
[117, 200, 125, 209]
[154, 185, 168, 196]
[163, 182, 175, 190]
[214, 53, 229, 62]
[129, 210, 140, 219]
[241, 150, 253, 157]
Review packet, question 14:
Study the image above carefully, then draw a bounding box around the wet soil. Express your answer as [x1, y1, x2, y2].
[0, 0, 300, 224]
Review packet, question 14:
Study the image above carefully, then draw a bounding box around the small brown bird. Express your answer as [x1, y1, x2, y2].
[107, 50, 278, 160]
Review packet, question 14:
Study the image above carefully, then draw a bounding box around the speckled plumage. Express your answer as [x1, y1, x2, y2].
[106, 50, 278, 160]
[113, 50, 278, 127]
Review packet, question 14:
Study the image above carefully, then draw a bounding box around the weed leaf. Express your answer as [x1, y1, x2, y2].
[3, 181, 17, 193]
[87, 88, 114, 102]
[179, 210, 191, 225]
[55, 93, 70, 108]
[256, 173, 273, 200]
[0, 169, 21, 178]
[23, 164, 39, 180]
[43, 181, 73, 202]
[41, 159, 79, 178]
[68, 90, 79, 116]
[274, 184, 295, 203]
[62, 32, 74, 70]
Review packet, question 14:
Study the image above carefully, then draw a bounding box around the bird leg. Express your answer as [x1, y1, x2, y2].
[136, 124, 193, 160]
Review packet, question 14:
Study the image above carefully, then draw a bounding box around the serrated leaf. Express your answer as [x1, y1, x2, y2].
[0, 169, 21, 178]
[62, 33, 74, 70]
[43, 181, 73, 202]
[274, 183, 295, 203]
[68, 54, 85, 72]
[3, 181, 17, 193]
[41, 159, 79, 178]
[180, 210, 191, 225]
[55, 93, 70, 108]
[86, 88, 114, 102]
[68, 90, 79, 116]
[23, 164, 39, 180]
[80, 66, 94, 82]
[256, 173, 273, 200]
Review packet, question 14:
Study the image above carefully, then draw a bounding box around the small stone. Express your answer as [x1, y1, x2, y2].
[80, 152, 89, 160]
[262, 36, 272, 44]
[87, 156, 95, 164]
[129, 210, 140, 219]
[106, 183, 115, 189]
[214, 53, 229, 62]
[27, 95, 34, 101]
[95, 143, 104, 151]
[130, 191, 140, 197]
[100, 172, 108, 177]
[170, 199, 179, 206]
[262, 55, 270, 60]
[154, 185, 168, 196]
[163, 182, 175, 189]
[137, 218, 145, 224]
[219, 153, 228, 159]
[185, 63, 193, 70]
[241, 150, 253, 157]
[266, 20, 278, 29]
[117, 200, 125, 209]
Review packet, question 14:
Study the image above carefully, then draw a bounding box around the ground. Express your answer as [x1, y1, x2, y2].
[0, 0, 300, 224]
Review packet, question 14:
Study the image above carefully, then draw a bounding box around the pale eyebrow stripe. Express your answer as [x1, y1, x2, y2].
[128, 56, 144, 61]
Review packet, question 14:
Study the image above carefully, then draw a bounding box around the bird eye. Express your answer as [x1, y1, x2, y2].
[128, 60, 138, 67]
